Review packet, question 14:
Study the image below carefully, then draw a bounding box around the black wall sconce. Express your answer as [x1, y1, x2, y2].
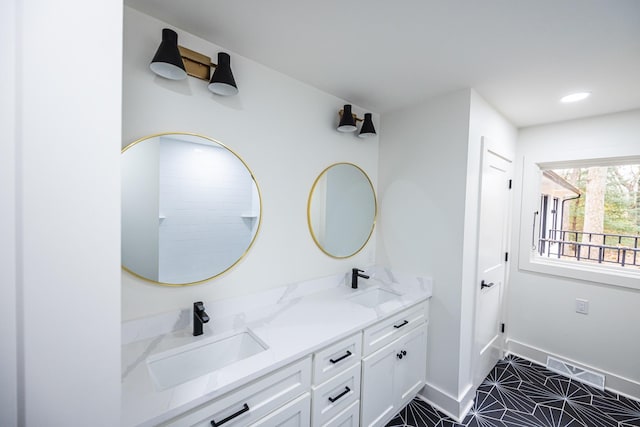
[337, 105, 376, 138]
[150, 28, 238, 96]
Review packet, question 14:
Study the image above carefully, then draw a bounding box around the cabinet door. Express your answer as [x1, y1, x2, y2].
[360, 343, 397, 427]
[394, 324, 427, 409]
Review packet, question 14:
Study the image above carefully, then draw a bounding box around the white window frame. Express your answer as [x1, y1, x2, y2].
[518, 155, 640, 291]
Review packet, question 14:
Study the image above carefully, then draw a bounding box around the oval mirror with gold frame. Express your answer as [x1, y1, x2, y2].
[307, 163, 377, 258]
[121, 132, 262, 286]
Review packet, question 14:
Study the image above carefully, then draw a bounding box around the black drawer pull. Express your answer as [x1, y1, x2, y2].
[328, 386, 351, 403]
[393, 320, 409, 329]
[329, 350, 352, 364]
[211, 403, 249, 426]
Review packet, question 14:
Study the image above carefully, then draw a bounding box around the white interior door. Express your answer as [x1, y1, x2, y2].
[473, 137, 513, 387]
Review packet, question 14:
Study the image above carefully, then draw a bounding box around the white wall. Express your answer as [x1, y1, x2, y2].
[377, 88, 517, 417]
[509, 109, 640, 398]
[3, 0, 123, 425]
[122, 8, 379, 320]
[1, 0, 17, 425]
[377, 89, 471, 414]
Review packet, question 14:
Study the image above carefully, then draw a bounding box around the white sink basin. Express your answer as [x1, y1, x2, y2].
[147, 329, 267, 390]
[349, 288, 402, 308]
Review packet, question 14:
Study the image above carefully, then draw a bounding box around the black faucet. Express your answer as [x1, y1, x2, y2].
[351, 268, 370, 289]
[193, 301, 210, 336]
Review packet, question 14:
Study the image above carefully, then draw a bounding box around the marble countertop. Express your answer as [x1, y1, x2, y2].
[121, 267, 432, 426]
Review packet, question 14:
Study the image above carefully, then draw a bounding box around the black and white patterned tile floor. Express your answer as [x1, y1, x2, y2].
[387, 355, 640, 427]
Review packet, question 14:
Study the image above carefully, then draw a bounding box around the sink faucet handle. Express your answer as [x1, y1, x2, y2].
[354, 268, 370, 278]
[194, 301, 209, 322]
[193, 301, 210, 336]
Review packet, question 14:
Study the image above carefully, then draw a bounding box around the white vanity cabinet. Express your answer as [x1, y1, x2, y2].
[124, 288, 432, 427]
[160, 356, 312, 427]
[360, 303, 428, 427]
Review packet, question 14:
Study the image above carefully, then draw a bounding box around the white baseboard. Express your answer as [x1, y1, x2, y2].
[506, 339, 640, 400]
[417, 382, 475, 422]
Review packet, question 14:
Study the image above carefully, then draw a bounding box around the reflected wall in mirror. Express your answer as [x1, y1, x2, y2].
[307, 163, 377, 258]
[122, 132, 261, 286]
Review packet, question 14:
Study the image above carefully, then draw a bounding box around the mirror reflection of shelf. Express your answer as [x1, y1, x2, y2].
[241, 212, 259, 233]
[122, 132, 263, 286]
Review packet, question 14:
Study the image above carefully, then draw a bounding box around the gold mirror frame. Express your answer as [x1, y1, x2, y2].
[121, 132, 262, 286]
[307, 162, 377, 259]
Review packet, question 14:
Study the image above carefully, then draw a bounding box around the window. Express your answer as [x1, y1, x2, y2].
[518, 156, 640, 290]
[536, 164, 640, 270]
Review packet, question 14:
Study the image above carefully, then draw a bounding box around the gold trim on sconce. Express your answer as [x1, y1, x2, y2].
[178, 46, 214, 81]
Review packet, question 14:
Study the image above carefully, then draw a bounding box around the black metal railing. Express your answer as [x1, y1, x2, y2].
[538, 229, 640, 268]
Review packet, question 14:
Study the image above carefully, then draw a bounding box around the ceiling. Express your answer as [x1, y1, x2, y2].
[126, 0, 640, 127]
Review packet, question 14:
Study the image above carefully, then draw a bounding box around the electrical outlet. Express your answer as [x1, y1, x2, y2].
[575, 298, 589, 314]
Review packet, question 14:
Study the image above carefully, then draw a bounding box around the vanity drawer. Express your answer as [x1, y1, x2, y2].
[362, 301, 428, 356]
[248, 392, 310, 427]
[162, 356, 312, 427]
[312, 332, 361, 385]
[311, 363, 361, 427]
[323, 400, 359, 427]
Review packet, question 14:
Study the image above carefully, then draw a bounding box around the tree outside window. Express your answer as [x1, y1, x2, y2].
[538, 164, 640, 269]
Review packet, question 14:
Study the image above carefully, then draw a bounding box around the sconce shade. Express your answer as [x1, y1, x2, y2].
[150, 29, 187, 80]
[358, 113, 376, 138]
[337, 104, 357, 132]
[208, 52, 238, 96]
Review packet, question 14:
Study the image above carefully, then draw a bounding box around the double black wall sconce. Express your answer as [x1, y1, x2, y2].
[150, 28, 238, 96]
[337, 105, 376, 138]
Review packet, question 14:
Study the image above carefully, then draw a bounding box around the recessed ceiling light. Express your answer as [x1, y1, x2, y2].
[560, 92, 591, 103]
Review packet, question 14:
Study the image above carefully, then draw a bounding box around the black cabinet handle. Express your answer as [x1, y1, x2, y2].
[481, 280, 495, 289]
[393, 320, 409, 329]
[397, 352, 403, 359]
[211, 403, 249, 426]
[402, 350, 407, 356]
[397, 350, 408, 359]
[328, 386, 351, 403]
[329, 350, 352, 364]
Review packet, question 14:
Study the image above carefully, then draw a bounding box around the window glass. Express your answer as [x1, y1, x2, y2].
[537, 164, 640, 270]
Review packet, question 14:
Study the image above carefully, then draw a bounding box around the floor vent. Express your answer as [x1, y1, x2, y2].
[546, 356, 605, 390]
